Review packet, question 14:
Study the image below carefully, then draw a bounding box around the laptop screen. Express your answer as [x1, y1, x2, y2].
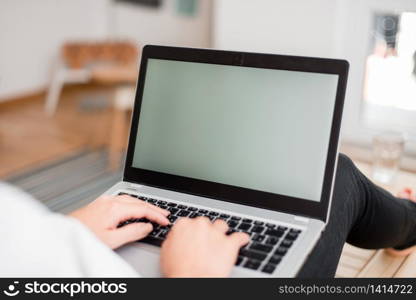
[132, 58, 339, 202]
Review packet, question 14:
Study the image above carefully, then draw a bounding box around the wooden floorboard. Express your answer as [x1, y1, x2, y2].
[0, 85, 115, 178]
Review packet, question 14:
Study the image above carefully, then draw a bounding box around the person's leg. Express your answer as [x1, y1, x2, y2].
[297, 154, 416, 277]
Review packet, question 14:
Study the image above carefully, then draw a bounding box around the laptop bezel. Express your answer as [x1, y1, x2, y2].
[124, 45, 349, 222]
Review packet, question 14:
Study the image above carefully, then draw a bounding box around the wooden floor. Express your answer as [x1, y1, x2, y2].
[1, 89, 415, 277]
[0, 85, 117, 178]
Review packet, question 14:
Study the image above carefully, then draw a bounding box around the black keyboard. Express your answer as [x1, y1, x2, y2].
[118, 192, 303, 274]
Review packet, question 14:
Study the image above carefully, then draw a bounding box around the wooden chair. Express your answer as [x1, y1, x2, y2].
[44, 41, 138, 115]
[45, 41, 139, 169]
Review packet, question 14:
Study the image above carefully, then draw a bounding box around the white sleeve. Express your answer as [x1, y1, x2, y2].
[0, 182, 139, 277]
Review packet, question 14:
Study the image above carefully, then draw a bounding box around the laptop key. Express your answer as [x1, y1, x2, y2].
[250, 243, 273, 253]
[237, 223, 251, 231]
[244, 259, 261, 270]
[239, 249, 267, 261]
[278, 226, 288, 231]
[269, 255, 282, 265]
[266, 223, 276, 228]
[290, 228, 302, 234]
[168, 207, 179, 214]
[168, 215, 178, 223]
[167, 202, 177, 207]
[158, 231, 168, 239]
[262, 263, 277, 274]
[281, 239, 294, 248]
[251, 226, 264, 233]
[265, 236, 280, 245]
[265, 229, 285, 237]
[254, 221, 264, 225]
[208, 211, 219, 216]
[178, 205, 188, 209]
[198, 209, 208, 214]
[140, 236, 163, 247]
[227, 220, 238, 228]
[118, 192, 134, 197]
[242, 218, 253, 223]
[189, 212, 201, 218]
[149, 229, 161, 237]
[177, 210, 190, 217]
[188, 207, 198, 211]
[274, 247, 288, 256]
[231, 216, 241, 221]
[220, 214, 230, 218]
[285, 232, 299, 241]
[252, 234, 265, 242]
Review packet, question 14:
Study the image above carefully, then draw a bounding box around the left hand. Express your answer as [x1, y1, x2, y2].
[69, 195, 170, 249]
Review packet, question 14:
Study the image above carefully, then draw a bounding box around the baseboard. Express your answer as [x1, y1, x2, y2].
[0, 87, 47, 107]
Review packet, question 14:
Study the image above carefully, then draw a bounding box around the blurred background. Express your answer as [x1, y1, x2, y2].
[1, 0, 416, 203]
[1, 0, 416, 277]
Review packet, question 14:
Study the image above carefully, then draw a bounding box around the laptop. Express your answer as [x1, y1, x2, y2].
[106, 45, 349, 277]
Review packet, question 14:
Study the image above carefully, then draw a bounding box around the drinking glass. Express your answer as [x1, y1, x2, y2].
[372, 132, 405, 184]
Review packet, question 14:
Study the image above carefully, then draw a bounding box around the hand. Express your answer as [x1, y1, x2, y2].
[161, 217, 249, 277]
[69, 195, 170, 249]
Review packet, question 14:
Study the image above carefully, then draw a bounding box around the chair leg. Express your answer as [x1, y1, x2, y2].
[108, 107, 128, 170]
[45, 72, 64, 115]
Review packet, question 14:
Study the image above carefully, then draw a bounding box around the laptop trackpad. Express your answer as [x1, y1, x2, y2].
[116, 243, 162, 277]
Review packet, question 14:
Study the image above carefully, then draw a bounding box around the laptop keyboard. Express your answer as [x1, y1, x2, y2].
[118, 192, 303, 274]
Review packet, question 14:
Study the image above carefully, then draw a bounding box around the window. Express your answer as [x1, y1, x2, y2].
[362, 12, 416, 134]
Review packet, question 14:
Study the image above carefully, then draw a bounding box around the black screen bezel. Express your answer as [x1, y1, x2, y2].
[124, 45, 349, 222]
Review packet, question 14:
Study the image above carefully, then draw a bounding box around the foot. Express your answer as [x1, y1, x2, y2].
[386, 188, 416, 257]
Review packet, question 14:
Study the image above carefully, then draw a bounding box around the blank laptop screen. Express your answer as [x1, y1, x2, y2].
[132, 59, 339, 202]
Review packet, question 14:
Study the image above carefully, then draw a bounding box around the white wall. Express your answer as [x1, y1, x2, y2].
[0, 0, 212, 101]
[0, 0, 109, 100]
[112, 0, 212, 47]
[213, 0, 340, 58]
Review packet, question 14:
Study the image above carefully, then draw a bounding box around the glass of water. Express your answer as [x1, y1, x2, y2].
[372, 132, 405, 185]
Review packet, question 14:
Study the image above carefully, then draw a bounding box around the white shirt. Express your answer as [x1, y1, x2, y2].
[0, 182, 139, 277]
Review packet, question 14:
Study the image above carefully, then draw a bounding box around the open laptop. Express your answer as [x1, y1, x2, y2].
[106, 45, 349, 277]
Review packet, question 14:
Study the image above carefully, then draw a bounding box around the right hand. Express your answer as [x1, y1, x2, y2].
[160, 217, 250, 277]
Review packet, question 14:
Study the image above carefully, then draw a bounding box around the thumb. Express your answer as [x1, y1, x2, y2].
[109, 222, 153, 249]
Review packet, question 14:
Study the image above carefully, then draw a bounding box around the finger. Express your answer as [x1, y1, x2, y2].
[109, 222, 153, 249]
[117, 196, 170, 216]
[212, 219, 228, 233]
[228, 232, 250, 249]
[143, 202, 170, 216]
[195, 216, 212, 224]
[114, 203, 170, 226]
